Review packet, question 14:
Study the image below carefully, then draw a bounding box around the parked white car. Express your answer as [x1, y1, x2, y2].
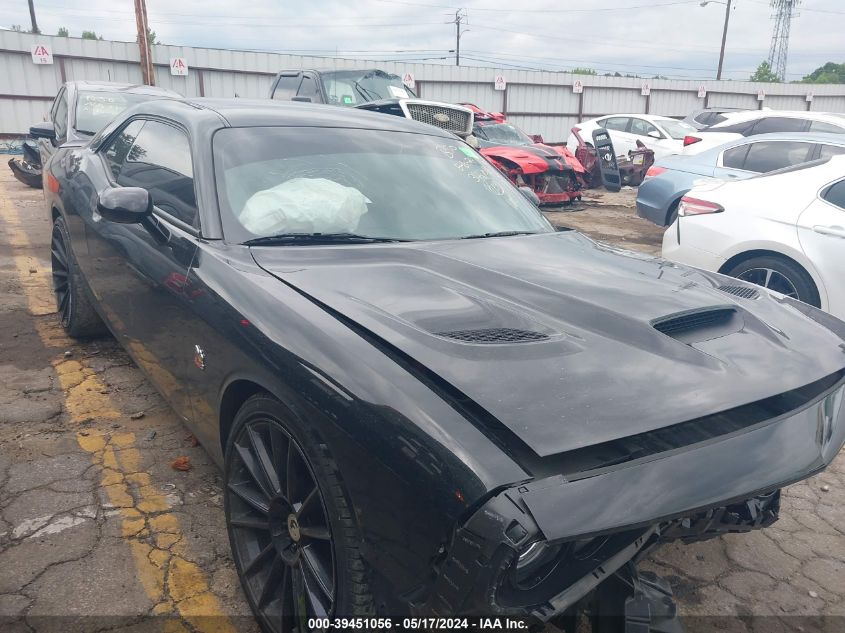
[682, 110, 845, 155]
[662, 155, 845, 320]
[566, 114, 696, 161]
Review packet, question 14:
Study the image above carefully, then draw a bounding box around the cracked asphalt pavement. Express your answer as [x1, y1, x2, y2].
[1, 164, 844, 632]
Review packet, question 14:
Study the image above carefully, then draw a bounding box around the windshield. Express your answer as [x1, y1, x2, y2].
[75, 91, 158, 135]
[213, 127, 552, 243]
[320, 70, 415, 106]
[658, 119, 696, 140]
[475, 123, 534, 147]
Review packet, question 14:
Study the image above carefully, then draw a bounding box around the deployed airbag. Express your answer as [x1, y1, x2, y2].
[239, 177, 369, 235]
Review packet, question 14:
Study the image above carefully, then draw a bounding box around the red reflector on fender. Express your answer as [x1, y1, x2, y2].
[644, 166, 667, 179]
[47, 173, 60, 193]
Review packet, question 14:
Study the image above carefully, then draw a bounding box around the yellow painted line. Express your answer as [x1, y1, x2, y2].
[0, 179, 237, 632]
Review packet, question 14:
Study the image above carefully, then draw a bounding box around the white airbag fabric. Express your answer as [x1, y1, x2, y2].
[239, 178, 369, 235]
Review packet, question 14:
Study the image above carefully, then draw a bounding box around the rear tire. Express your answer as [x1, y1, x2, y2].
[224, 394, 375, 633]
[724, 255, 820, 307]
[50, 216, 108, 338]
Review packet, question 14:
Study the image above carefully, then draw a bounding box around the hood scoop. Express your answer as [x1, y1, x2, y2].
[717, 284, 760, 300]
[652, 307, 740, 344]
[435, 327, 550, 344]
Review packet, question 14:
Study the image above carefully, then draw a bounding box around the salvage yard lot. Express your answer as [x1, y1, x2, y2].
[0, 164, 843, 632]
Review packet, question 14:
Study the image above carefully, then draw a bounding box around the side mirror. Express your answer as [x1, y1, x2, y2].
[291, 96, 312, 103]
[519, 186, 541, 206]
[531, 134, 545, 144]
[97, 187, 152, 224]
[647, 130, 662, 140]
[30, 121, 56, 140]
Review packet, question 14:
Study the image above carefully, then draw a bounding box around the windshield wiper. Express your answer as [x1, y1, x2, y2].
[460, 230, 540, 240]
[243, 232, 411, 246]
[76, 129, 96, 136]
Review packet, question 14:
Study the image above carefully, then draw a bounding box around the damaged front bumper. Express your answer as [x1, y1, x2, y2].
[417, 377, 845, 621]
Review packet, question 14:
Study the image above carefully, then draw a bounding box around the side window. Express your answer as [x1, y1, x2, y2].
[117, 121, 198, 227]
[52, 89, 68, 141]
[601, 117, 630, 132]
[809, 120, 844, 134]
[102, 119, 146, 180]
[297, 75, 322, 103]
[722, 144, 750, 169]
[272, 74, 300, 100]
[742, 141, 814, 173]
[819, 144, 845, 160]
[822, 180, 845, 210]
[749, 117, 807, 135]
[694, 112, 714, 125]
[630, 118, 659, 137]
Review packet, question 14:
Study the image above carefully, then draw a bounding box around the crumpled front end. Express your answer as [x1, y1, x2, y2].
[415, 374, 845, 624]
[481, 145, 584, 206]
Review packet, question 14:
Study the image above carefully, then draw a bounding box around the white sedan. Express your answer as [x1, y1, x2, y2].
[567, 114, 696, 161]
[681, 110, 845, 156]
[662, 155, 845, 320]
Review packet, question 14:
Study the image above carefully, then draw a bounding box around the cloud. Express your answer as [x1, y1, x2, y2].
[4, 0, 842, 80]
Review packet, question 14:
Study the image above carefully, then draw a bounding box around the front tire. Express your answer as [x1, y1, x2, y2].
[724, 255, 820, 307]
[50, 216, 107, 338]
[224, 394, 374, 633]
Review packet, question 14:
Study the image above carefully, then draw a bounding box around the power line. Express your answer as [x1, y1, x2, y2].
[372, 0, 702, 13]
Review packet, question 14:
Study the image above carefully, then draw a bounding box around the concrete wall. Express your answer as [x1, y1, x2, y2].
[3, 30, 845, 141]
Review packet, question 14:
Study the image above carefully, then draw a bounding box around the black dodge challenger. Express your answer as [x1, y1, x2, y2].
[43, 98, 845, 632]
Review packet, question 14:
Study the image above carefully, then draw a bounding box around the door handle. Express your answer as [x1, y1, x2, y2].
[813, 225, 845, 239]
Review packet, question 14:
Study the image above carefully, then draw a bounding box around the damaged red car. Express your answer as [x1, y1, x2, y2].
[463, 104, 587, 206]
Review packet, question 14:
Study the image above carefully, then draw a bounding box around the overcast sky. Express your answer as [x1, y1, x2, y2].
[2, 0, 843, 80]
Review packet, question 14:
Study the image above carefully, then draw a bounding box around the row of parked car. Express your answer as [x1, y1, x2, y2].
[621, 108, 845, 323]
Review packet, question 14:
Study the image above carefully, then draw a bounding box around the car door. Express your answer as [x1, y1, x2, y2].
[629, 117, 675, 160]
[598, 116, 632, 155]
[81, 117, 201, 422]
[796, 179, 845, 319]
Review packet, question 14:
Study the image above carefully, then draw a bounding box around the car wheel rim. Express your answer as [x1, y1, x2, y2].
[227, 418, 335, 633]
[50, 225, 71, 326]
[736, 268, 799, 299]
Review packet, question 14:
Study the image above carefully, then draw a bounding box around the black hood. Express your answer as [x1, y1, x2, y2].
[252, 231, 845, 457]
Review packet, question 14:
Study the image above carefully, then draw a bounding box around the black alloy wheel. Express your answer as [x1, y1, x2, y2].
[51, 221, 72, 327]
[225, 401, 341, 633]
[50, 216, 107, 338]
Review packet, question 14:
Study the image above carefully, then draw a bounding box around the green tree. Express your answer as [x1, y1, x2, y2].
[137, 27, 159, 45]
[800, 62, 845, 84]
[750, 61, 780, 82]
[571, 67, 597, 76]
[56, 27, 69, 37]
[81, 30, 103, 40]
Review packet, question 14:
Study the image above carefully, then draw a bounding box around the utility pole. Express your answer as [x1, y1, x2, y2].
[134, 0, 155, 85]
[449, 9, 468, 67]
[716, 0, 731, 80]
[27, 0, 39, 34]
[700, 1, 733, 81]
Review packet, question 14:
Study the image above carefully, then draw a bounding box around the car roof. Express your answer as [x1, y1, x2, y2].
[113, 97, 456, 137]
[711, 109, 845, 126]
[67, 80, 180, 97]
[657, 131, 845, 168]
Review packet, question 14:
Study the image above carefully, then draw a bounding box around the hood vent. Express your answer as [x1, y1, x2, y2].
[435, 327, 549, 344]
[652, 307, 739, 343]
[717, 284, 760, 300]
